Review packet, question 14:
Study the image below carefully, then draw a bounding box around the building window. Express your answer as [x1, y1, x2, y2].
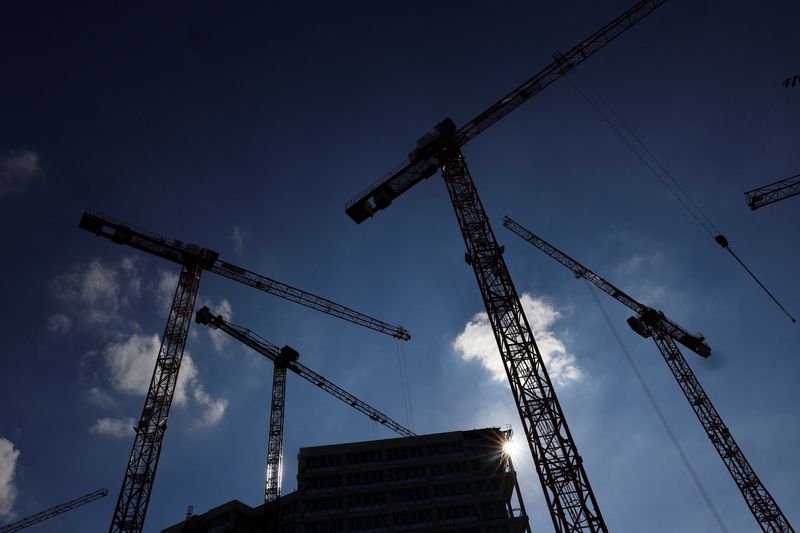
[430, 461, 468, 479]
[348, 514, 388, 532]
[389, 466, 426, 485]
[386, 446, 424, 464]
[391, 487, 428, 507]
[347, 492, 386, 512]
[433, 481, 471, 501]
[346, 470, 384, 489]
[393, 509, 433, 530]
[346, 450, 383, 467]
[303, 454, 341, 473]
[438, 503, 479, 525]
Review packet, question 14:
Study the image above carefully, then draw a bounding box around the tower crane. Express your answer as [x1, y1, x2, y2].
[503, 215, 795, 533]
[194, 307, 413, 514]
[0, 488, 108, 533]
[78, 211, 410, 533]
[745, 173, 800, 210]
[344, 1, 668, 530]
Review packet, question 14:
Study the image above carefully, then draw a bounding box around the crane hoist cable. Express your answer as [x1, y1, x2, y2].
[395, 340, 415, 431]
[585, 285, 729, 533]
[566, 71, 796, 324]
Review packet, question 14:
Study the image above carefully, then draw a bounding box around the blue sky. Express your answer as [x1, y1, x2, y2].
[1, 1, 798, 531]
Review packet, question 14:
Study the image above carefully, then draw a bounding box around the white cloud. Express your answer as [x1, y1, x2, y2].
[615, 251, 664, 277]
[0, 438, 20, 518]
[87, 387, 116, 408]
[103, 333, 162, 398]
[49, 258, 141, 327]
[230, 225, 243, 253]
[46, 313, 72, 335]
[452, 293, 583, 387]
[101, 334, 227, 425]
[0, 149, 42, 197]
[193, 385, 228, 426]
[154, 269, 179, 313]
[89, 417, 135, 439]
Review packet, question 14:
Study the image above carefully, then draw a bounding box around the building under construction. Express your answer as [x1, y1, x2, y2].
[162, 428, 529, 533]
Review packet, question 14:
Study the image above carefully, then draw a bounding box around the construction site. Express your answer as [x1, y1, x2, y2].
[0, 1, 798, 532]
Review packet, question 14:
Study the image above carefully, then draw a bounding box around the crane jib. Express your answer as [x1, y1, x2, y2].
[345, 0, 669, 224]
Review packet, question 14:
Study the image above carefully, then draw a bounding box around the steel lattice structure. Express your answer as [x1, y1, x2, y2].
[344, 1, 669, 530]
[503, 216, 795, 532]
[503, 216, 711, 358]
[745, 173, 800, 210]
[196, 306, 415, 529]
[345, 0, 667, 224]
[0, 489, 108, 533]
[265, 352, 292, 505]
[648, 328, 794, 532]
[196, 307, 415, 438]
[110, 264, 203, 532]
[443, 155, 606, 531]
[79, 212, 410, 533]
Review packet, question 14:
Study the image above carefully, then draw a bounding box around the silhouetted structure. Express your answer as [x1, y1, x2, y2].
[0, 488, 107, 533]
[342, 1, 671, 530]
[503, 216, 795, 532]
[79, 211, 409, 533]
[162, 428, 529, 533]
[745, 173, 800, 210]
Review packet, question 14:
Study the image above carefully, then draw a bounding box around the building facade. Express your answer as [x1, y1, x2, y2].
[163, 428, 529, 533]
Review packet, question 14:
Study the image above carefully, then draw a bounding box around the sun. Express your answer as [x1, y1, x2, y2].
[502, 438, 520, 459]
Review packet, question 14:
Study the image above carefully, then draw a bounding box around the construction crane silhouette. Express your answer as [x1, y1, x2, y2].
[745, 173, 800, 210]
[78, 211, 410, 533]
[0, 488, 108, 533]
[344, 1, 668, 530]
[503, 216, 795, 533]
[195, 307, 413, 513]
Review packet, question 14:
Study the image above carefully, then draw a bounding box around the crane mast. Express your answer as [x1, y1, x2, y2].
[444, 154, 606, 531]
[111, 263, 203, 532]
[78, 211, 410, 533]
[265, 347, 297, 505]
[745, 173, 800, 210]
[0, 489, 108, 533]
[195, 306, 415, 528]
[503, 217, 795, 532]
[344, 1, 670, 530]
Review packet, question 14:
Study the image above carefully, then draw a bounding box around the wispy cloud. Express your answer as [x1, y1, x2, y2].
[0, 438, 20, 518]
[87, 387, 117, 408]
[89, 418, 135, 439]
[46, 313, 72, 335]
[0, 149, 42, 197]
[230, 225, 244, 254]
[452, 293, 583, 387]
[154, 269, 179, 313]
[615, 251, 664, 277]
[193, 385, 228, 426]
[49, 257, 141, 328]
